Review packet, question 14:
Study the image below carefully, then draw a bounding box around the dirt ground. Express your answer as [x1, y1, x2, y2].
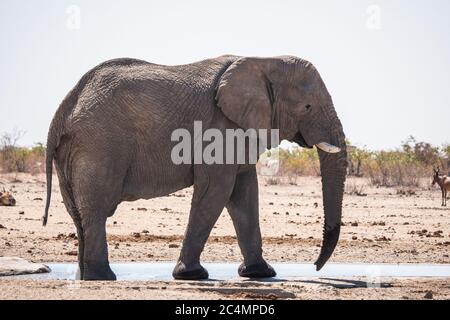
[0, 173, 449, 300]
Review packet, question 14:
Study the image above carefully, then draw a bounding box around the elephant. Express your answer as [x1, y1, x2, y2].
[43, 55, 347, 280]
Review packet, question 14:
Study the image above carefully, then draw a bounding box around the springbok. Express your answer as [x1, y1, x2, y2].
[0, 188, 16, 206]
[432, 168, 450, 206]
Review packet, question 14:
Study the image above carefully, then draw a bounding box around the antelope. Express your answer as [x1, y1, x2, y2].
[0, 188, 16, 206]
[432, 168, 450, 206]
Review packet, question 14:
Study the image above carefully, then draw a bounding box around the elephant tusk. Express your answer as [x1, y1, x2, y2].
[315, 142, 341, 153]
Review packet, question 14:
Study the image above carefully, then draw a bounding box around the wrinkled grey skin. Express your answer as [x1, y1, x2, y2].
[44, 55, 347, 280]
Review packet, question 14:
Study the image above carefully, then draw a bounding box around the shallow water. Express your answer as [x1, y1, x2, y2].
[8, 262, 450, 281]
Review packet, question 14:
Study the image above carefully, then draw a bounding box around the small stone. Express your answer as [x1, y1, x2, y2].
[352, 236, 358, 240]
[424, 291, 433, 299]
[351, 222, 358, 227]
[33, 197, 43, 201]
[137, 207, 147, 211]
[132, 232, 141, 238]
[169, 243, 179, 248]
[66, 250, 78, 256]
[19, 211, 25, 215]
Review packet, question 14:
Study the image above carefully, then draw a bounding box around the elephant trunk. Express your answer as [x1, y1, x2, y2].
[314, 110, 347, 271]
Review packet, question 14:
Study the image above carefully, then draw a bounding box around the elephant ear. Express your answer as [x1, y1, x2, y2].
[216, 57, 274, 130]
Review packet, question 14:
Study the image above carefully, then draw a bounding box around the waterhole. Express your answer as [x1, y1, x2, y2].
[7, 262, 450, 280]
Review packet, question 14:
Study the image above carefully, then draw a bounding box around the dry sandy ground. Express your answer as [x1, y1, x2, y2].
[0, 173, 449, 300]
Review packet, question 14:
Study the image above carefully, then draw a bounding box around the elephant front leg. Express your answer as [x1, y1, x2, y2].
[172, 166, 237, 280]
[226, 168, 276, 278]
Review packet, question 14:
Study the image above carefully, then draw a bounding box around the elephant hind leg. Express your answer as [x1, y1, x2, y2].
[70, 158, 126, 280]
[74, 194, 119, 280]
[56, 168, 86, 279]
[79, 214, 116, 280]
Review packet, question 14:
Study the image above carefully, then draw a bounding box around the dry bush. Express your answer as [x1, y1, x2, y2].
[266, 177, 281, 185]
[345, 181, 367, 196]
[350, 137, 446, 189]
[278, 147, 320, 177]
[0, 130, 46, 174]
[364, 158, 428, 188]
[257, 146, 320, 185]
[0, 129, 25, 172]
[396, 188, 416, 196]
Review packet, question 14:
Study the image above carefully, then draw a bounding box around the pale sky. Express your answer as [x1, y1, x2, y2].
[1, 0, 449, 150]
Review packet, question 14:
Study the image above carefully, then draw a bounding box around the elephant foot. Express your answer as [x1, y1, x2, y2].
[238, 261, 276, 278]
[83, 265, 117, 281]
[172, 261, 209, 280]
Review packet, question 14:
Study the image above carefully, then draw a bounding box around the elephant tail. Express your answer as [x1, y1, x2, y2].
[42, 81, 82, 226]
[42, 99, 71, 226]
[42, 138, 53, 226]
[42, 72, 87, 226]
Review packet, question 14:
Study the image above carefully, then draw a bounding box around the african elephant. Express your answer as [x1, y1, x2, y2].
[43, 55, 347, 280]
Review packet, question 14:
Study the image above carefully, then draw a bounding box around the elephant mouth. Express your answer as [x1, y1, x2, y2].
[293, 131, 341, 154]
[293, 131, 313, 149]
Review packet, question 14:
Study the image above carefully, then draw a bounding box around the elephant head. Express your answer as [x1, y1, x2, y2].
[216, 56, 347, 270]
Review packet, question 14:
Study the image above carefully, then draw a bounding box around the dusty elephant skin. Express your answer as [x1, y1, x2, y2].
[43, 55, 347, 281]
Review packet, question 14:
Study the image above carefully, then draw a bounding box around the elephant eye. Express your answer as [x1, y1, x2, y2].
[305, 104, 312, 110]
